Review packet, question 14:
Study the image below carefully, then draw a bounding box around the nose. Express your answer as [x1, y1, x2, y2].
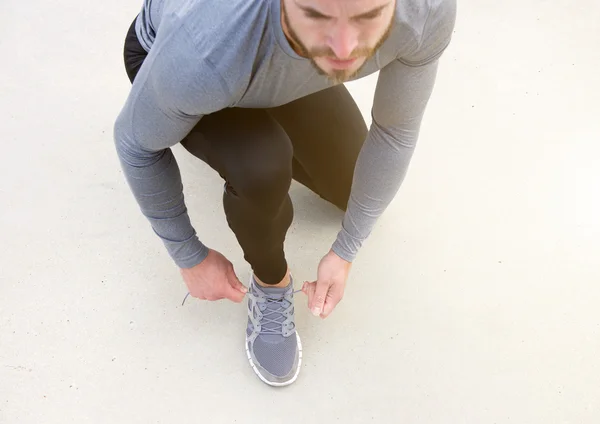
[327, 23, 359, 59]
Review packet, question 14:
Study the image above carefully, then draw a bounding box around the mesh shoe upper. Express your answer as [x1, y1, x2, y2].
[246, 277, 299, 382]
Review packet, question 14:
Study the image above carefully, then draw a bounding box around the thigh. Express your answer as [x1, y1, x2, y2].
[180, 108, 293, 189]
[268, 85, 368, 210]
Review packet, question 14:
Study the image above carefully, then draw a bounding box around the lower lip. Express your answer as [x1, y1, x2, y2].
[326, 58, 357, 69]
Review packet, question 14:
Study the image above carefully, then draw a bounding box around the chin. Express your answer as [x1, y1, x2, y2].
[315, 59, 365, 83]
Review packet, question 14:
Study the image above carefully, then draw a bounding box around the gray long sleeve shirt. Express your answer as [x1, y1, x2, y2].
[113, 0, 456, 268]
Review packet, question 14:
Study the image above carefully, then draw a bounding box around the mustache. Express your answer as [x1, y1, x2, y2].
[308, 46, 374, 59]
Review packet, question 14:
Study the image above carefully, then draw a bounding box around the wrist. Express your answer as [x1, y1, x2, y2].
[176, 243, 210, 269]
[328, 248, 352, 265]
[331, 228, 360, 262]
[329, 241, 354, 263]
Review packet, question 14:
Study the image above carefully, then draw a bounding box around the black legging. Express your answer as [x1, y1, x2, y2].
[122, 16, 368, 284]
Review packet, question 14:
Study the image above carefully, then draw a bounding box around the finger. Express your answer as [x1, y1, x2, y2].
[320, 285, 343, 319]
[303, 281, 318, 313]
[311, 279, 330, 317]
[227, 267, 247, 294]
[303, 281, 316, 302]
[223, 283, 245, 303]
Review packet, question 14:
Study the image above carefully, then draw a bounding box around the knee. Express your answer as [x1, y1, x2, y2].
[227, 150, 293, 212]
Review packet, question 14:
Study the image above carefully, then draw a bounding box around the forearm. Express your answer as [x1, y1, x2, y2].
[112, 20, 236, 269]
[331, 119, 418, 261]
[114, 119, 209, 269]
[331, 58, 441, 262]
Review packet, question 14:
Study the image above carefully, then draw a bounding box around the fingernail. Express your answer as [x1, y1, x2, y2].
[241, 286, 248, 293]
[311, 307, 321, 316]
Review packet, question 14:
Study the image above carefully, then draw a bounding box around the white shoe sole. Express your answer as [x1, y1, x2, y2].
[245, 332, 303, 387]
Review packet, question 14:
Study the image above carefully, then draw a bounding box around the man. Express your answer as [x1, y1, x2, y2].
[115, 0, 456, 386]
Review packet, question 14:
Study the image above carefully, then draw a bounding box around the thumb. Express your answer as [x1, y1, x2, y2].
[320, 283, 343, 319]
[224, 282, 246, 303]
[223, 268, 246, 304]
[311, 279, 330, 317]
[227, 267, 248, 294]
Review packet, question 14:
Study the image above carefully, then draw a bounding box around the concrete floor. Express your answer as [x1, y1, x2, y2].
[1, 0, 599, 422]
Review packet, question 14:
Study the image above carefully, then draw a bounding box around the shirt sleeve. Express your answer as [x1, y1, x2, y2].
[400, 0, 457, 67]
[113, 20, 232, 268]
[331, 0, 456, 262]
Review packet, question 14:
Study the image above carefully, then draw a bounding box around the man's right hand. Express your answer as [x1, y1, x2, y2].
[180, 249, 247, 303]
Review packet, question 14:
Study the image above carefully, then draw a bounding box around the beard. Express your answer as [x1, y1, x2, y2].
[282, 2, 394, 84]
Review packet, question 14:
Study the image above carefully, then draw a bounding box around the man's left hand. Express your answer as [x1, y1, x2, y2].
[302, 249, 352, 319]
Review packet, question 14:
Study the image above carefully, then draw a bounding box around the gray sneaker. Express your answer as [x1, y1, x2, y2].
[245, 276, 302, 386]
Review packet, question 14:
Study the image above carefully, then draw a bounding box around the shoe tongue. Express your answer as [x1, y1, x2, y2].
[252, 276, 293, 295]
[257, 283, 291, 295]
